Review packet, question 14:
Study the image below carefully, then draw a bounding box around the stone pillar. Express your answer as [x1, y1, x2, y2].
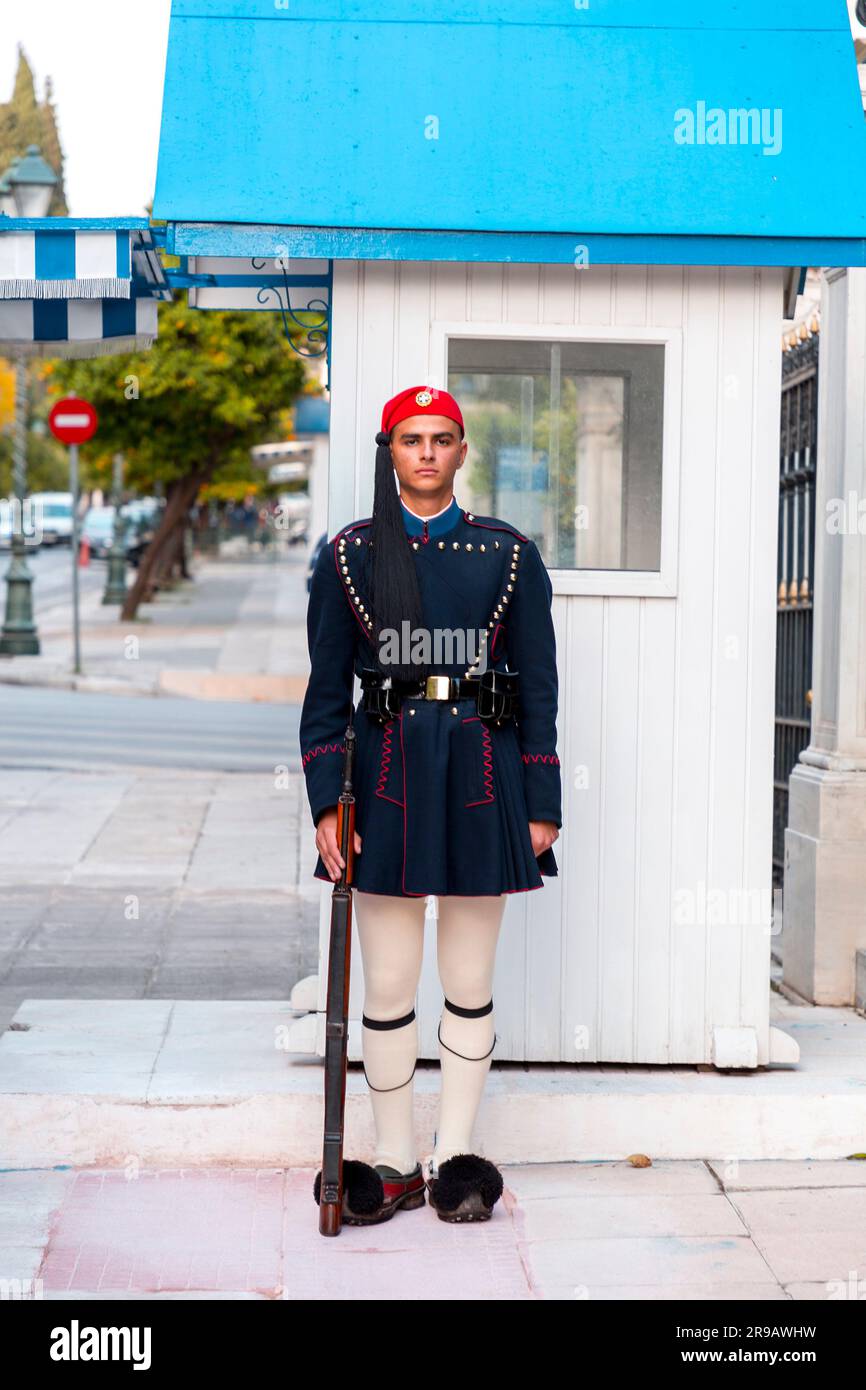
[784, 266, 866, 1005]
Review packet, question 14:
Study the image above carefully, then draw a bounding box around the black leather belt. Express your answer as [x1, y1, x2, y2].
[360, 667, 519, 724]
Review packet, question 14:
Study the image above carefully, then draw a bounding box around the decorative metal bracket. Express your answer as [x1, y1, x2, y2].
[160, 243, 333, 389]
[253, 258, 329, 361]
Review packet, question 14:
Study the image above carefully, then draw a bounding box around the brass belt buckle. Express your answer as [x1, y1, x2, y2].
[425, 674, 451, 700]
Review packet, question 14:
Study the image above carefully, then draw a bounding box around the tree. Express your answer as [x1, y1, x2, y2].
[0, 44, 68, 215]
[0, 45, 70, 489]
[50, 296, 307, 617]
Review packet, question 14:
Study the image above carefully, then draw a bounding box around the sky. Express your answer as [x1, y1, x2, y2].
[3, 1, 866, 220]
[1, 0, 172, 217]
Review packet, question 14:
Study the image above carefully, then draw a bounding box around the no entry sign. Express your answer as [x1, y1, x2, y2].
[49, 397, 98, 444]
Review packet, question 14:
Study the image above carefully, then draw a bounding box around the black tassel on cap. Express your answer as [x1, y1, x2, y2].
[367, 429, 430, 684]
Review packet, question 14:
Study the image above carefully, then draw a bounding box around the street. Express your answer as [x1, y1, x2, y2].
[0, 685, 299, 771]
[0, 550, 320, 1035]
[0, 537, 104, 608]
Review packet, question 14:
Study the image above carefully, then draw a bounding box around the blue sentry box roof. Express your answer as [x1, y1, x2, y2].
[153, 0, 866, 259]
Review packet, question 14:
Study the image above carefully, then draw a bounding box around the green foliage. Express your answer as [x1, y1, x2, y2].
[48, 297, 307, 494]
[0, 427, 68, 495]
[0, 45, 68, 215]
[0, 363, 72, 495]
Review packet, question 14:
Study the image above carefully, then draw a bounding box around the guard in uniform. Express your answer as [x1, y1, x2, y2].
[306, 385, 562, 1224]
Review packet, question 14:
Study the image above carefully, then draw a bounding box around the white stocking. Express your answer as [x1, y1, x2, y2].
[353, 890, 426, 1175]
[431, 894, 506, 1174]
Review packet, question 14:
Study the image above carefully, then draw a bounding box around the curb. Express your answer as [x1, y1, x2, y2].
[0, 670, 161, 698]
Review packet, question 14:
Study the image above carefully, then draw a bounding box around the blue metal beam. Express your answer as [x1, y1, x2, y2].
[167, 222, 866, 269]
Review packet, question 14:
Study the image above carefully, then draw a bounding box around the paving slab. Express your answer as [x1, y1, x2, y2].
[3, 1158, 865, 1301]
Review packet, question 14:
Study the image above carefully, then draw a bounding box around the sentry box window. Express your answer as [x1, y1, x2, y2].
[448, 337, 665, 574]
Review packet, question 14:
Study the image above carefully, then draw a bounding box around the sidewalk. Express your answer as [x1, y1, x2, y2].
[2, 980, 866, 1299]
[0, 542, 310, 702]
[0, 766, 322, 1035]
[3, 1156, 865, 1300]
[1, 544, 864, 1301]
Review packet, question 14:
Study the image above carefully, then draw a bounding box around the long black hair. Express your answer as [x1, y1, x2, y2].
[366, 430, 430, 684]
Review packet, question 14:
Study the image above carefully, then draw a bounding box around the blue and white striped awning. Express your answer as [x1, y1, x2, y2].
[0, 295, 159, 359]
[0, 217, 171, 357]
[0, 218, 142, 298]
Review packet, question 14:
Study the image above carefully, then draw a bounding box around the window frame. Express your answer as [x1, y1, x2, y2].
[433, 320, 683, 598]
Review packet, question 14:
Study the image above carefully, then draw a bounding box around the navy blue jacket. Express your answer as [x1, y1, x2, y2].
[299, 495, 561, 896]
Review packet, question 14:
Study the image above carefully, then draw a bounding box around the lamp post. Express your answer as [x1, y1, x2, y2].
[0, 147, 57, 657]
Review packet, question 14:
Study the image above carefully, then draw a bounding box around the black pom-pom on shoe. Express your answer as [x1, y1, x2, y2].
[313, 1159, 426, 1224]
[426, 1153, 504, 1222]
[313, 1159, 384, 1215]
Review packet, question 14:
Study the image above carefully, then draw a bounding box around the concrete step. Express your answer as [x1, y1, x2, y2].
[2, 999, 865, 1168]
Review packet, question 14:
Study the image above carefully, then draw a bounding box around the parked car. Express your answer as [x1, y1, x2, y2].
[28, 492, 74, 545]
[79, 499, 164, 566]
[80, 506, 124, 560]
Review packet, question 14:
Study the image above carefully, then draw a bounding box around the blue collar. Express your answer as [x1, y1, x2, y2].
[399, 494, 462, 538]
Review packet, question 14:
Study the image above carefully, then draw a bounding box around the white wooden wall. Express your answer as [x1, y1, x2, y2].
[321, 260, 783, 1065]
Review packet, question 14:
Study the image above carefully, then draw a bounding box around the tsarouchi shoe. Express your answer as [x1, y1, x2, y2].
[313, 1159, 426, 1225]
[425, 1153, 504, 1223]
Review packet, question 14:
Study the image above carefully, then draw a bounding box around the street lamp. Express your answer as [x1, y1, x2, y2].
[0, 146, 57, 657]
[0, 162, 21, 216]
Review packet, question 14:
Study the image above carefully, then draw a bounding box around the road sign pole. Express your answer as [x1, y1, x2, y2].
[48, 397, 97, 677]
[70, 442, 81, 675]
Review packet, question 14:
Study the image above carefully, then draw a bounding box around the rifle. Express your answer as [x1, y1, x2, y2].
[318, 710, 357, 1236]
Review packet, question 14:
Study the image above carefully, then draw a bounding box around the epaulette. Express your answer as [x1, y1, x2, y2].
[332, 519, 374, 640]
[330, 516, 372, 547]
[463, 512, 530, 544]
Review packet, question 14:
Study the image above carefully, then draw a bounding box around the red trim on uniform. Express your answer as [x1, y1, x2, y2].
[521, 752, 561, 766]
[463, 515, 530, 543]
[302, 741, 346, 767]
[462, 716, 495, 806]
[332, 518, 372, 542]
[489, 622, 505, 661]
[314, 872, 546, 895]
[375, 718, 405, 806]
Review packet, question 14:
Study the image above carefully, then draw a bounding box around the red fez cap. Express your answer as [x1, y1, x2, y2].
[381, 385, 464, 437]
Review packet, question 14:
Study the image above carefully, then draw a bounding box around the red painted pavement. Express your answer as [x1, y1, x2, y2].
[36, 1168, 536, 1300]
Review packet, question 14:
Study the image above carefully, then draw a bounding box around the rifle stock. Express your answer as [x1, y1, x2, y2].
[318, 715, 356, 1236]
